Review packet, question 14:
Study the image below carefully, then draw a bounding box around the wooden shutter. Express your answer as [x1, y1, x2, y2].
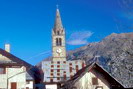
[11, 82, 17, 89]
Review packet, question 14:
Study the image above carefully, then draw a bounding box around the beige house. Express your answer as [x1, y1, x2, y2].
[62, 62, 124, 89]
[0, 44, 34, 89]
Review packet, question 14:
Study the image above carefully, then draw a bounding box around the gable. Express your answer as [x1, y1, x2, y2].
[62, 63, 124, 89]
[0, 54, 15, 63]
[74, 71, 110, 89]
[0, 48, 32, 69]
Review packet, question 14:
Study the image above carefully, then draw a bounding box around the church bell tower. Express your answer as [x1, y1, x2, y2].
[52, 8, 66, 61]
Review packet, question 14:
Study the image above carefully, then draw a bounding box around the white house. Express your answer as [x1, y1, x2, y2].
[0, 44, 34, 89]
[62, 62, 124, 89]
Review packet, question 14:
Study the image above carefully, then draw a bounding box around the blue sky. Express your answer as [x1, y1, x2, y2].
[0, 0, 133, 65]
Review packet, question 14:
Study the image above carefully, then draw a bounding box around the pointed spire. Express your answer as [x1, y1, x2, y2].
[53, 7, 63, 30]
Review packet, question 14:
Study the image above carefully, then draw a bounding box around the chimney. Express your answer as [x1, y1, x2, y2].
[5, 44, 10, 52]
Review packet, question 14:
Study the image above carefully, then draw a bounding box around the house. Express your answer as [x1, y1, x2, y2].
[62, 62, 124, 89]
[0, 44, 34, 89]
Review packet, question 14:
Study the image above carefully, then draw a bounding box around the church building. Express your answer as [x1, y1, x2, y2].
[38, 8, 86, 89]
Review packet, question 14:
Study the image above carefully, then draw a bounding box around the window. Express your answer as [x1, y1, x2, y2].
[64, 74, 66, 80]
[57, 77, 60, 80]
[57, 61, 60, 64]
[0, 68, 6, 74]
[51, 73, 53, 76]
[69, 63, 72, 66]
[57, 69, 60, 72]
[56, 38, 59, 46]
[70, 67, 72, 72]
[64, 71, 66, 73]
[56, 38, 62, 46]
[92, 77, 98, 85]
[51, 65, 54, 68]
[59, 38, 62, 46]
[63, 61, 66, 64]
[57, 73, 60, 76]
[51, 69, 54, 72]
[50, 78, 53, 82]
[57, 65, 60, 68]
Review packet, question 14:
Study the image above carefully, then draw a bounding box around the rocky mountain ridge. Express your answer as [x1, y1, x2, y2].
[67, 32, 133, 88]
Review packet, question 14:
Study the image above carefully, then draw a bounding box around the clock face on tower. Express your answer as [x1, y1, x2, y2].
[56, 48, 62, 53]
[56, 48, 62, 56]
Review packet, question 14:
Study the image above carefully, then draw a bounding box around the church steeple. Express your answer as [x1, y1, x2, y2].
[52, 8, 66, 61]
[53, 8, 63, 31]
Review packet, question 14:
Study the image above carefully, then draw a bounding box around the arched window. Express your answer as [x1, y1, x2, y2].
[56, 38, 58, 46]
[56, 38, 62, 46]
[59, 38, 62, 46]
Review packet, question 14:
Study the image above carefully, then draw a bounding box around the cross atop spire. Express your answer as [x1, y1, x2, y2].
[56, 4, 59, 9]
[53, 7, 63, 31]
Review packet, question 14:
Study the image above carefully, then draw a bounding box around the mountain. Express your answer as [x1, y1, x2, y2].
[38, 32, 133, 88]
[67, 32, 133, 88]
